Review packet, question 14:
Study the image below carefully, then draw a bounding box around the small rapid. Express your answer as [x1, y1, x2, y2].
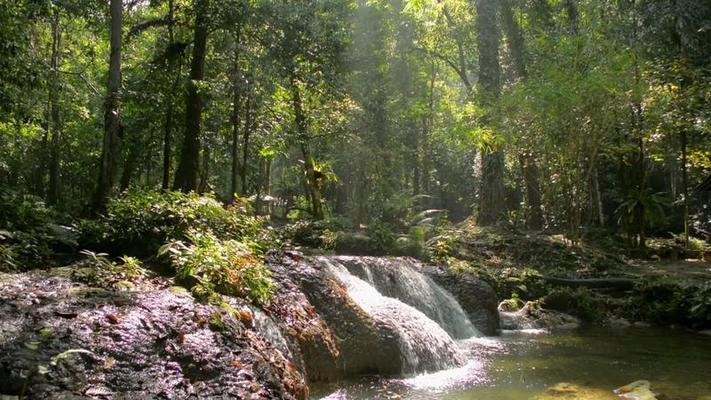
[318, 257, 479, 374]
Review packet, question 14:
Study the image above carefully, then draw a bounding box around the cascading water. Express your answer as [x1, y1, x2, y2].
[332, 256, 480, 339]
[317, 256, 479, 374]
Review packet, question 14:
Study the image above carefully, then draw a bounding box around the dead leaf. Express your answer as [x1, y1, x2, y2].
[106, 313, 119, 324]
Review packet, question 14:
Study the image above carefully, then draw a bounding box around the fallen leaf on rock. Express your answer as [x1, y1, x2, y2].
[103, 357, 115, 370]
[106, 313, 119, 324]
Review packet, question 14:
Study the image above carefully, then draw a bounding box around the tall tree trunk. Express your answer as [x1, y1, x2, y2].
[520, 154, 544, 230]
[240, 91, 253, 196]
[565, 0, 579, 34]
[93, 0, 123, 212]
[120, 140, 140, 190]
[162, 0, 177, 190]
[47, 9, 62, 206]
[501, 0, 546, 229]
[173, 0, 209, 192]
[476, 0, 505, 225]
[588, 159, 604, 226]
[500, 0, 526, 79]
[198, 142, 210, 193]
[230, 36, 242, 201]
[291, 80, 323, 220]
[681, 130, 689, 247]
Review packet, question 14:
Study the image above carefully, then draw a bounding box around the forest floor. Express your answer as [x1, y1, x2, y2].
[627, 259, 711, 280]
[435, 219, 711, 329]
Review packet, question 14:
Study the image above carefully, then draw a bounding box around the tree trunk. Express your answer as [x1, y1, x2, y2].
[173, 0, 209, 192]
[120, 139, 140, 190]
[198, 142, 209, 193]
[162, 0, 176, 190]
[475, 0, 505, 226]
[565, 0, 579, 34]
[240, 91, 253, 196]
[500, 0, 526, 79]
[681, 130, 689, 247]
[588, 159, 604, 226]
[291, 80, 323, 220]
[47, 9, 62, 206]
[520, 154, 544, 230]
[230, 38, 242, 201]
[93, 0, 123, 212]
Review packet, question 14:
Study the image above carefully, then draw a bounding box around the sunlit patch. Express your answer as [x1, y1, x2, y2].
[502, 328, 548, 335]
[399, 359, 490, 392]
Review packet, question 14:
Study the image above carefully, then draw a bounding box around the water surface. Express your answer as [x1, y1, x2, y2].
[314, 327, 711, 399]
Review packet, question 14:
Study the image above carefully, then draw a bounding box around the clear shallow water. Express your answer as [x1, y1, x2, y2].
[313, 327, 711, 400]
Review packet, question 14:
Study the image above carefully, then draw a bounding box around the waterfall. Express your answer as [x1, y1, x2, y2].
[318, 256, 479, 374]
[328, 256, 480, 339]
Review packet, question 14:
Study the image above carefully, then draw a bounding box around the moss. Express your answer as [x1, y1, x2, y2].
[208, 312, 226, 331]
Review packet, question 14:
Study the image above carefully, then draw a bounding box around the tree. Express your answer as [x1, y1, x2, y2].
[475, 0, 506, 225]
[173, 0, 209, 192]
[93, 0, 123, 212]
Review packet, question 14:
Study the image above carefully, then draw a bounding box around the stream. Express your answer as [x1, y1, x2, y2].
[313, 325, 711, 399]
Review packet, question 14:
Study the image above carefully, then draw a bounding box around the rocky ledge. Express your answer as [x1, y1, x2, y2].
[0, 268, 307, 400]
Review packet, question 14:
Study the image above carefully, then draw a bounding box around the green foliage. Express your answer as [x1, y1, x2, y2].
[280, 219, 345, 250]
[542, 287, 603, 322]
[72, 250, 146, 288]
[159, 230, 273, 304]
[0, 190, 57, 271]
[615, 189, 669, 228]
[80, 190, 268, 257]
[0, 190, 52, 231]
[632, 278, 711, 328]
[365, 221, 394, 254]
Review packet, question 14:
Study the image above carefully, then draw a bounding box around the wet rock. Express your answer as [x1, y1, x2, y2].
[267, 255, 479, 381]
[498, 298, 524, 312]
[0, 269, 307, 399]
[614, 380, 658, 400]
[269, 256, 412, 380]
[421, 264, 500, 335]
[500, 301, 580, 331]
[535, 382, 619, 400]
[607, 317, 632, 329]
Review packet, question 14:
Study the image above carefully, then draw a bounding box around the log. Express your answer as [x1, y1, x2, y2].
[536, 275, 635, 290]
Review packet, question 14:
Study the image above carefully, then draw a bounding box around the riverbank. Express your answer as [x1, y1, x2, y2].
[428, 219, 711, 331]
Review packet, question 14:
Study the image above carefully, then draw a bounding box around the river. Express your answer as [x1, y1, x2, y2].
[314, 327, 711, 399]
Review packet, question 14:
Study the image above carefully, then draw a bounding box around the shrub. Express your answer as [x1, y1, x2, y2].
[0, 190, 56, 271]
[159, 230, 273, 304]
[72, 250, 146, 288]
[80, 189, 268, 257]
[0, 190, 52, 231]
[542, 287, 603, 322]
[280, 218, 348, 250]
[367, 220, 396, 255]
[633, 278, 711, 328]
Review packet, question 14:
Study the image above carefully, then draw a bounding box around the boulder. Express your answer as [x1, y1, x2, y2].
[422, 266, 500, 335]
[614, 380, 658, 400]
[500, 301, 580, 331]
[535, 382, 619, 400]
[0, 270, 307, 399]
[271, 255, 459, 380]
